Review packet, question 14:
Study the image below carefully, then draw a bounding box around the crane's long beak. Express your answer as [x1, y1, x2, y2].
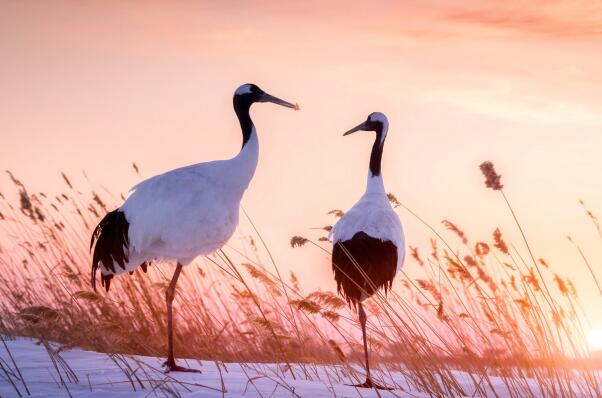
[343, 121, 368, 136]
[263, 93, 300, 110]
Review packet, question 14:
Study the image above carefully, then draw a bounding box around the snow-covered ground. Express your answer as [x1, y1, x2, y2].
[0, 337, 415, 398]
[0, 336, 593, 397]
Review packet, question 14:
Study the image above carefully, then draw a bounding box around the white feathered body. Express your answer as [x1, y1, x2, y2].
[331, 175, 405, 271]
[116, 130, 259, 273]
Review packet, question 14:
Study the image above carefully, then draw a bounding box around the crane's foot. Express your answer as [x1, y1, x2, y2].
[162, 359, 201, 373]
[348, 378, 393, 390]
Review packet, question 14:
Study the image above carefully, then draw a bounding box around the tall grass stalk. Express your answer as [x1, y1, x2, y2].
[0, 167, 600, 397]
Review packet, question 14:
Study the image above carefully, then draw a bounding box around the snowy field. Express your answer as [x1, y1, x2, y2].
[0, 336, 592, 398]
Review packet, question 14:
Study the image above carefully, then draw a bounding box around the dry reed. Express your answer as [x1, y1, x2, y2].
[0, 164, 600, 397]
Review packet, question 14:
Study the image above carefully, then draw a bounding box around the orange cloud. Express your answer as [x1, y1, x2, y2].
[440, 0, 602, 37]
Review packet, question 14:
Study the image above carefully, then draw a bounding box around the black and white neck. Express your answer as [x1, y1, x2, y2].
[233, 84, 258, 150]
[230, 84, 262, 189]
[366, 114, 387, 194]
[368, 114, 388, 179]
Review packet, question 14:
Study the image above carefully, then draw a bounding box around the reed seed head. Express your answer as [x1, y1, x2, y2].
[493, 228, 509, 255]
[479, 161, 503, 190]
[290, 236, 308, 248]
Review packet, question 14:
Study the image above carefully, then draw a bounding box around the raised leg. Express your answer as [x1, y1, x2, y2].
[163, 263, 200, 373]
[350, 302, 391, 390]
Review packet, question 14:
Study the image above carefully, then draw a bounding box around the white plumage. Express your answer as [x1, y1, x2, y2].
[331, 174, 405, 270]
[90, 83, 297, 372]
[120, 129, 258, 271]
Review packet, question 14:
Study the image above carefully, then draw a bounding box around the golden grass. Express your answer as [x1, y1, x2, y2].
[0, 164, 601, 397]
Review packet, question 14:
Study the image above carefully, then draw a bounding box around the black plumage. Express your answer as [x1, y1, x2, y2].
[90, 210, 130, 292]
[332, 231, 397, 307]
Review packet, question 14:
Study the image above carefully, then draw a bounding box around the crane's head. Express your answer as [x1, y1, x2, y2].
[234, 83, 299, 110]
[343, 112, 388, 137]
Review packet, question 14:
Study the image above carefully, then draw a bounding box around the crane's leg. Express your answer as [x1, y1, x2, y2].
[163, 263, 200, 373]
[350, 302, 391, 390]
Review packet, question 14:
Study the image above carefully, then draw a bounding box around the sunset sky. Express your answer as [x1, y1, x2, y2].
[2, 1, 602, 324]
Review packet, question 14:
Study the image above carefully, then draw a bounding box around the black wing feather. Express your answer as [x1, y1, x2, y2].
[332, 231, 397, 307]
[90, 210, 129, 292]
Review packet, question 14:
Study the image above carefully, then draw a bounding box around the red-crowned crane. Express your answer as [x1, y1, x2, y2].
[90, 83, 298, 372]
[330, 112, 405, 389]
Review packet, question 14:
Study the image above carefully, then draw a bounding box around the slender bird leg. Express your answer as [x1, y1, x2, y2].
[163, 263, 200, 373]
[350, 302, 392, 390]
[359, 302, 371, 381]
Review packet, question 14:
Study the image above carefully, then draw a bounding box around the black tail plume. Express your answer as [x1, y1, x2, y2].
[331, 232, 397, 309]
[90, 210, 130, 292]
